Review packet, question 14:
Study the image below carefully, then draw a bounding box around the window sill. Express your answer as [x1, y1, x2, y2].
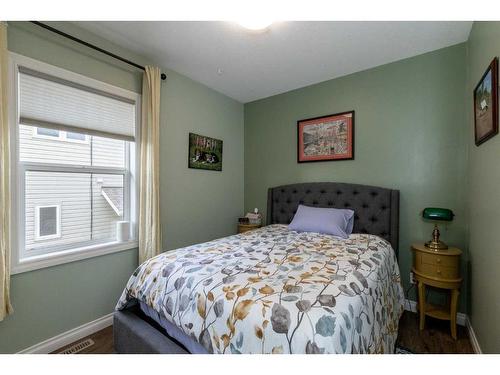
[11, 240, 138, 275]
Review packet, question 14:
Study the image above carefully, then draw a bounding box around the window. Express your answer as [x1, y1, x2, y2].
[35, 205, 61, 240]
[35, 127, 60, 138]
[66, 131, 87, 142]
[10, 53, 140, 273]
[33, 127, 89, 143]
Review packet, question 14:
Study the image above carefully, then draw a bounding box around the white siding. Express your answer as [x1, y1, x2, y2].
[19, 125, 90, 165]
[21, 124, 127, 251]
[19, 125, 125, 167]
[25, 172, 124, 251]
[92, 174, 123, 241]
[25, 171, 91, 251]
[92, 136, 125, 168]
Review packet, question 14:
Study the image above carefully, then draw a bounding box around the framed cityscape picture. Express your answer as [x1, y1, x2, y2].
[188, 132, 223, 171]
[474, 57, 498, 146]
[297, 110, 354, 163]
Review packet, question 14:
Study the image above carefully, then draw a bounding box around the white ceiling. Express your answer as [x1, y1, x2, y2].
[75, 21, 472, 103]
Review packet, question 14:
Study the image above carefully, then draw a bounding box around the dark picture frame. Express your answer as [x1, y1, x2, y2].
[297, 110, 354, 163]
[188, 132, 223, 171]
[474, 57, 499, 146]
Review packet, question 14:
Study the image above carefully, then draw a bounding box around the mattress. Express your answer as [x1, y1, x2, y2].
[117, 224, 404, 354]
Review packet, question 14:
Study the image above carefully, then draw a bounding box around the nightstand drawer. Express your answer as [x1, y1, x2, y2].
[420, 252, 458, 268]
[416, 262, 459, 279]
[238, 224, 261, 234]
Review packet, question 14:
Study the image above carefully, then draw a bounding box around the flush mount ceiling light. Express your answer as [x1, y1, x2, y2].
[237, 19, 274, 31]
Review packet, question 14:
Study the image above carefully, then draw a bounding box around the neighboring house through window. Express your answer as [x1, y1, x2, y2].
[33, 126, 89, 143]
[35, 204, 61, 240]
[9, 53, 140, 273]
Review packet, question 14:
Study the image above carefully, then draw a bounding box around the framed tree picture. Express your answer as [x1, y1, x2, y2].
[297, 110, 354, 163]
[188, 133, 223, 171]
[474, 57, 498, 146]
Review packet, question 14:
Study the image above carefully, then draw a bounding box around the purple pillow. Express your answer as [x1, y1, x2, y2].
[288, 205, 355, 238]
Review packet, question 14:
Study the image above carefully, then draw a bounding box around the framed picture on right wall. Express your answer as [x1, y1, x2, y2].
[474, 57, 499, 146]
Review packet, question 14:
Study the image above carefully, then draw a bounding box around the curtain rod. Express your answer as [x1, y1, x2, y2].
[30, 21, 167, 81]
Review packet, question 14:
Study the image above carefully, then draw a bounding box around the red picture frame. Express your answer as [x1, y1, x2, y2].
[297, 110, 354, 163]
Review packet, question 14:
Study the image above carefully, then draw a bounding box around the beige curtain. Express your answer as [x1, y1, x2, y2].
[0, 22, 13, 321]
[138, 66, 162, 264]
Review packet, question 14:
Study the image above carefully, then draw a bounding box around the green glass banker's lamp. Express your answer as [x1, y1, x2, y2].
[422, 207, 454, 250]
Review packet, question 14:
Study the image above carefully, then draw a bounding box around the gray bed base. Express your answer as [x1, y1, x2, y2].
[114, 182, 400, 354]
[114, 306, 188, 354]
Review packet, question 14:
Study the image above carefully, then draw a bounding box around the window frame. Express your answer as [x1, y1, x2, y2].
[34, 204, 61, 241]
[9, 52, 141, 274]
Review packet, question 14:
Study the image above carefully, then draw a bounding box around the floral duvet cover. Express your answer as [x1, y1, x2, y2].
[117, 224, 404, 354]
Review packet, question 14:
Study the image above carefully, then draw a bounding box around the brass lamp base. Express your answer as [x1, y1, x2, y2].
[425, 239, 448, 250]
[424, 224, 449, 250]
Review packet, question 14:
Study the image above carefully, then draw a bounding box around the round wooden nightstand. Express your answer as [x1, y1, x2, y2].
[237, 223, 261, 234]
[411, 243, 462, 339]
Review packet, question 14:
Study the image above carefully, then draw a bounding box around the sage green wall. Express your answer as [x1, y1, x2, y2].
[244, 44, 468, 311]
[0, 22, 243, 353]
[466, 22, 500, 353]
[160, 68, 244, 250]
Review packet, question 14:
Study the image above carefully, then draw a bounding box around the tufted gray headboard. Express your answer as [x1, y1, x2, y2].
[267, 182, 400, 255]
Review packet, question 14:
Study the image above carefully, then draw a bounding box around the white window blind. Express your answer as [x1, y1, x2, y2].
[19, 67, 136, 141]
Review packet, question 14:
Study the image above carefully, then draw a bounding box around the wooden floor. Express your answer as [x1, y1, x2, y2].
[52, 311, 474, 354]
[396, 311, 473, 353]
[52, 326, 114, 354]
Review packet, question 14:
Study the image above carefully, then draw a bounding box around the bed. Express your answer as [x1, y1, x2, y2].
[114, 182, 404, 354]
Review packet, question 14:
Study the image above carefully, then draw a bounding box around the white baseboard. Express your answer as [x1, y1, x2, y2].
[404, 299, 466, 326]
[18, 313, 113, 354]
[465, 316, 482, 354]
